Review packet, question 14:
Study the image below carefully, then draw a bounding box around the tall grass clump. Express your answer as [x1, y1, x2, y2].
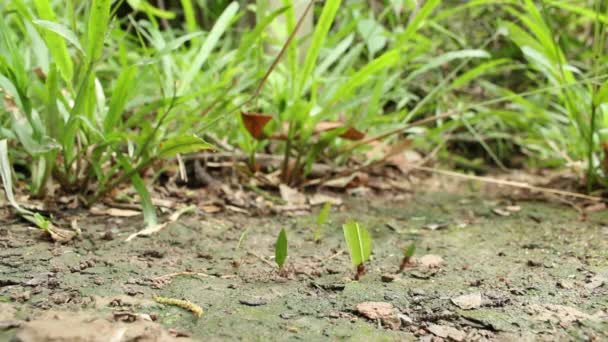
[0, 0, 245, 225]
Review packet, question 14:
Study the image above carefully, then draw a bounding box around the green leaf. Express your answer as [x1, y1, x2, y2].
[86, 0, 112, 63]
[275, 228, 288, 269]
[594, 80, 608, 106]
[316, 202, 332, 226]
[342, 221, 372, 267]
[314, 202, 332, 242]
[32, 0, 73, 82]
[404, 243, 416, 258]
[179, 1, 239, 94]
[298, 0, 342, 95]
[127, 0, 176, 19]
[105, 65, 138, 133]
[33, 19, 85, 55]
[158, 134, 214, 159]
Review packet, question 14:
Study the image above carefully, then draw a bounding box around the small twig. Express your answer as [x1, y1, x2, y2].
[151, 271, 209, 283]
[338, 111, 457, 155]
[413, 166, 603, 202]
[247, 251, 276, 269]
[320, 250, 344, 265]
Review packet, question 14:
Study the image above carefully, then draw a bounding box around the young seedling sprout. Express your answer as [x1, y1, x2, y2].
[275, 228, 288, 276]
[342, 221, 372, 280]
[399, 242, 417, 272]
[313, 202, 332, 243]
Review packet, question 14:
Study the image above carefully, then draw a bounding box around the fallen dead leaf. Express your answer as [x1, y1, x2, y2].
[451, 293, 483, 310]
[528, 304, 602, 326]
[492, 208, 511, 217]
[200, 205, 222, 214]
[125, 206, 195, 242]
[308, 193, 343, 206]
[90, 207, 141, 217]
[241, 112, 273, 139]
[427, 324, 466, 342]
[355, 302, 401, 330]
[584, 275, 606, 290]
[279, 184, 307, 206]
[417, 254, 444, 268]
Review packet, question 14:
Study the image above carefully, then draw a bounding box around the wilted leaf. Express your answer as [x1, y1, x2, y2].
[343, 221, 372, 267]
[275, 228, 288, 268]
[125, 205, 195, 242]
[241, 112, 273, 139]
[418, 254, 444, 268]
[451, 293, 483, 310]
[279, 184, 307, 206]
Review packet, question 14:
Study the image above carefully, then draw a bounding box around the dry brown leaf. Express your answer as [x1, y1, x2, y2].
[279, 184, 307, 206]
[417, 254, 444, 268]
[451, 293, 483, 310]
[355, 302, 401, 330]
[427, 324, 466, 342]
[308, 193, 343, 206]
[241, 112, 273, 139]
[528, 304, 602, 325]
[125, 206, 195, 242]
[90, 207, 141, 217]
[200, 205, 222, 214]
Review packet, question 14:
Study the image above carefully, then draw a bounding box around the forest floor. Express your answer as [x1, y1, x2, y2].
[1, 179, 607, 341]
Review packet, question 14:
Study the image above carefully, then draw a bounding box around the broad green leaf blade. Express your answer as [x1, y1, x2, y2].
[298, 0, 342, 95]
[105, 65, 138, 133]
[33, 19, 85, 55]
[342, 221, 372, 267]
[158, 135, 214, 159]
[275, 228, 288, 268]
[86, 0, 112, 63]
[127, 0, 176, 19]
[130, 172, 158, 227]
[404, 243, 416, 258]
[398, 0, 441, 45]
[32, 0, 73, 82]
[316, 202, 332, 226]
[179, 1, 239, 94]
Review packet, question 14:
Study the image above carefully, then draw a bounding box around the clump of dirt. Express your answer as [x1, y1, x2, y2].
[1, 190, 607, 341]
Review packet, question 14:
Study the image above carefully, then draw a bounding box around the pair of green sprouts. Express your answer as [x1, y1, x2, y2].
[274, 203, 416, 280]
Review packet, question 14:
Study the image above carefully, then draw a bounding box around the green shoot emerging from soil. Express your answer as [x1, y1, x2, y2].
[275, 228, 288, 275]
[314, 202, 332, 243]
[399, 242, 417, 272]
[342, 221, 372, 280]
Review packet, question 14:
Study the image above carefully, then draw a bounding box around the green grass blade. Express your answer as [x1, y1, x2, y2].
[32, 0, 73, 82]
[127, 0, 176, 19]
[275, 228, 288, 268]
[180, 0, 197, 32]
[342, 221, 372, 267]
[158, 134, 214, 158]
[105, 65, 137, 133]
[86, 0, 112, 63]
[398, 0, 441, 45]
[179, 1, 239, 94]
[331, 49, 400, 103]
[33, 19, 85, 56]
[297, 0, 342, 95]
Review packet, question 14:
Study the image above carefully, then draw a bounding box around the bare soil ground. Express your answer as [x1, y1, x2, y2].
[1, 187, 607, 341]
